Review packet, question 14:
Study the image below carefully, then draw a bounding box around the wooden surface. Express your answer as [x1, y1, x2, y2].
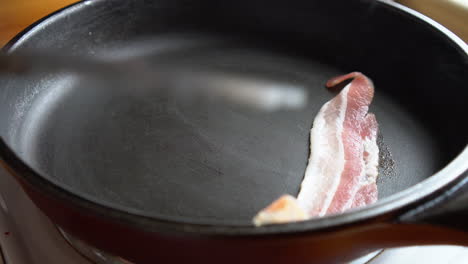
[0, 0, 78, 46]
[0, 0, 467, 47]
[397, 0, 468, 42]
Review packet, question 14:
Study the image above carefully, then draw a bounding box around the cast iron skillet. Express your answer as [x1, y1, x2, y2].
[0, 0, 467, 263]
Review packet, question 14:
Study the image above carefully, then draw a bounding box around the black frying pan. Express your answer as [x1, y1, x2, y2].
[0, 0, 467, 263]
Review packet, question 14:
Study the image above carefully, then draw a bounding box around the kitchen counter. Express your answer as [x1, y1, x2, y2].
[397, 0, 468, 42]
[0, 0, 78, 46]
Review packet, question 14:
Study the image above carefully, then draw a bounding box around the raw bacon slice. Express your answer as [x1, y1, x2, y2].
[352, 113, 379, 209]
[253, 195, 308, 226]
[253, 72, 379, 226]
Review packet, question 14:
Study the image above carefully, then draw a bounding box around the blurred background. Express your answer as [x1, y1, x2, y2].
[1, 0, 467, 47]
[0, 0, 77, 46]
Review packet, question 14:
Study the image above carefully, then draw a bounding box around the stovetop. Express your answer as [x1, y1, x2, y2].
[0, 165, 466, 264]
[0, 165, 92, 263]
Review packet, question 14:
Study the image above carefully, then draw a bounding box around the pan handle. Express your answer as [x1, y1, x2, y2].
[398, 173, 468, 233]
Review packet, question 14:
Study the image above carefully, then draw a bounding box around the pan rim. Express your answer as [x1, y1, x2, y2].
[0, 0, 467, 235]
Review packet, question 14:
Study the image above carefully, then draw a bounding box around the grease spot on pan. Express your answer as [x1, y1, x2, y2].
[377, 132, 396, 181]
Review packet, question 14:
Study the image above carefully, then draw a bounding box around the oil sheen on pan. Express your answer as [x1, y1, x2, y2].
[253, 72, 379, 226]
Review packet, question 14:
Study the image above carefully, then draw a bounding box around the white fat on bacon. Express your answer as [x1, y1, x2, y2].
[253, 72, 379, 226]
[253, 195, 308, 226]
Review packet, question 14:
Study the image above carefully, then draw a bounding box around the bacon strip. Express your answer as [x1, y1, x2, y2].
[253, 72, 379, 226]
[253, 195, 308, 226]
[352, 113, 379, 208]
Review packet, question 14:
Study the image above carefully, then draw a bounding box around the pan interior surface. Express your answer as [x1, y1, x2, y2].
[5, 36, 449, 225]
[0, 0, 466, 226]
